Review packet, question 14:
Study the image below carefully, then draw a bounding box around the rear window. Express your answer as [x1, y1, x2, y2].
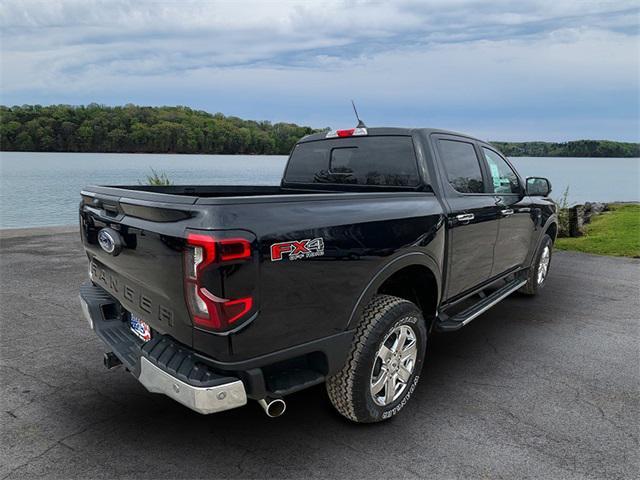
[284, 136, 420, 187]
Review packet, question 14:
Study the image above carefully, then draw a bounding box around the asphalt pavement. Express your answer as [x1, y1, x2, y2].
[1, 229, 638, 479]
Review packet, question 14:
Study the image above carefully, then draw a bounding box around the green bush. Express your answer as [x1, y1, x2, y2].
[554, 186, 570, 237]
[143, 168, 172, 186]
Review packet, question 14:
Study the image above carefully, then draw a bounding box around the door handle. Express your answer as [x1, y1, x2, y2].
[456, 213, 475, 223]
[501, 209, 514, 216]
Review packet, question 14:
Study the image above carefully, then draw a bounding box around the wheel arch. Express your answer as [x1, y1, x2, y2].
[545, 221, 558, 242]
[525, 213, 558, 265]
[346, 253, 441, 331]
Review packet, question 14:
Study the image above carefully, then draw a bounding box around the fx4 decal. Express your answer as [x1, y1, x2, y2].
[270, 238, 325, 261]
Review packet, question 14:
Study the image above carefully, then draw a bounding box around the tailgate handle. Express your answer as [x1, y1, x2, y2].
[101, 202, 120, 217]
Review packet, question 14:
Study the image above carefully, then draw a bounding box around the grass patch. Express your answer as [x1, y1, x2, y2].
[555, 204, 640, 258]
[142, 168, 172, 186]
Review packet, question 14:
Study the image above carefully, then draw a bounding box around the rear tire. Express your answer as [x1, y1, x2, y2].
[520, 234, 553, 296]
[326, 295, 427, 423]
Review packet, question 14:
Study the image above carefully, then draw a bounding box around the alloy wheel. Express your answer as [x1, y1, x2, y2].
[370, 324, 418, 406]
[537, 245, 550, 285]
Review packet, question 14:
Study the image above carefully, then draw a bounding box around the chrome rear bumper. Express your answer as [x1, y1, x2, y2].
[138, 356, 247, 414]
[80, 284, 248, 415]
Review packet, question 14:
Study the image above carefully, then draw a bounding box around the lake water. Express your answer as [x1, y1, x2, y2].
[1, 152, 638, 229]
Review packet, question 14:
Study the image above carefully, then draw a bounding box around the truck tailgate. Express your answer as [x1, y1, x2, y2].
[80, 190, 198, 348]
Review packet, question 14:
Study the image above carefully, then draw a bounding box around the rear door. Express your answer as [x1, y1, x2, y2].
[432, 135, 501, 299]
[480, 146, 536, 275]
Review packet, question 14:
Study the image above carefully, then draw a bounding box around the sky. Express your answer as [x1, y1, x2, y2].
[1, 0, 639, 141]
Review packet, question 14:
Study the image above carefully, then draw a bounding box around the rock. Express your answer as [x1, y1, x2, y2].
[565, 202, 608, 234]
[569, 205, 585, 237]
[583, 202, 608, 224]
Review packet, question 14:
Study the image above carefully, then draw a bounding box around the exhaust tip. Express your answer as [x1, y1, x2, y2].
[258, 398, 286, 418]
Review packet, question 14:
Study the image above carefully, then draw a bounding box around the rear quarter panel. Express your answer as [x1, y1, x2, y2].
[214, 193, 445, 358]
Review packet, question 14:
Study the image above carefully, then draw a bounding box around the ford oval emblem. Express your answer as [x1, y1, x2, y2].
[98, 228, 123, 256]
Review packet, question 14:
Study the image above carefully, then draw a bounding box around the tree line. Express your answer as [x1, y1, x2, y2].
[490, 140, 639, 158]
[0, 104, 319, 155]
[1, 104, 638, 157]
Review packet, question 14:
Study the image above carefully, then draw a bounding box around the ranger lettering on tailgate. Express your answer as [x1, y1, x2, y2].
[90, 261, 174, 326]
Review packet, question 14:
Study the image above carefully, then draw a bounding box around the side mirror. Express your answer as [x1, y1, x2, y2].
[526, 177, 552, 197]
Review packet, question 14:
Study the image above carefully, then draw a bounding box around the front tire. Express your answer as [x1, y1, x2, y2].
[326, 295, 427, 423]
[520, 234, 553, 296]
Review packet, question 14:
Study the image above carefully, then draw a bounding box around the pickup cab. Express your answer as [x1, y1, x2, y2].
[79, 127, 557, 422]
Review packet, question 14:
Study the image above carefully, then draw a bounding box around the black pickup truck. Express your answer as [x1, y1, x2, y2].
[79, 126, 556, 423]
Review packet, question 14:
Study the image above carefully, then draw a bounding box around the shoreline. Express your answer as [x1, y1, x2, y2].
[2, 150, 639, 159]
[0, 225, 78, 239]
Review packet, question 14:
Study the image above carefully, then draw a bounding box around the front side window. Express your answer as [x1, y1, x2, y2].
[437, 139, 485, 193]
[482, 148, 520, 194]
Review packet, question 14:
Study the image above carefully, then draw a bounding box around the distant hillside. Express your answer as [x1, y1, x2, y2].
[0, 104, 318, 155]
[1, 104, 638, 157]
[490, 140, 639, 158]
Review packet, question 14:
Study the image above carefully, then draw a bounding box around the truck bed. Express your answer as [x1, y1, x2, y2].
[82, 184, 430, 206]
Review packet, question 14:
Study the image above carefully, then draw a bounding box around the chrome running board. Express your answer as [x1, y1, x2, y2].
[436, 279, 527, 332]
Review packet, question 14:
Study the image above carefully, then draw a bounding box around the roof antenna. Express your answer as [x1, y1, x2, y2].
[351, 100, 367, 128]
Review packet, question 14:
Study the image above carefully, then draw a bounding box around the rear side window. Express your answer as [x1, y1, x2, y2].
[437, 139, 485, 193]
[284, 136, 420, 187]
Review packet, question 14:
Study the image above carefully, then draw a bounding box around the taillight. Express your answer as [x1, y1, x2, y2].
[184, 233, 216, 279]
[184, 233, 253, 331]
[219, 238, 251, 261]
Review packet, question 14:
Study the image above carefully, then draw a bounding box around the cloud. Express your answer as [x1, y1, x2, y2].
[1, 0, 638, 140]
